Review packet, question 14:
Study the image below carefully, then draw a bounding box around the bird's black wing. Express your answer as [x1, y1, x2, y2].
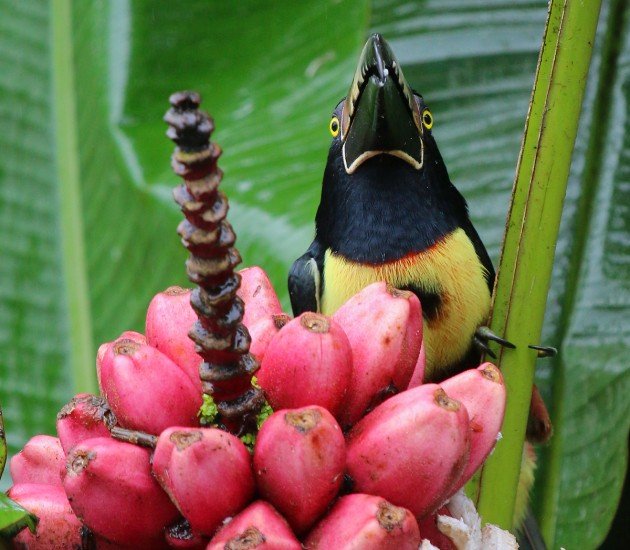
[288, 239, 326, 315]
[460, 215, 496, 292]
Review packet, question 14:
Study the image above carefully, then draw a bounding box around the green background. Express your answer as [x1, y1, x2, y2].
[0, 1, 628, 547]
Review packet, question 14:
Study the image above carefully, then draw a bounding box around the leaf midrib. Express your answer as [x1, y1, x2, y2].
[50, 0, 96, 394]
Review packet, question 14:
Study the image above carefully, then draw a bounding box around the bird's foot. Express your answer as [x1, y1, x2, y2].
[473, 326, 516, 359]
[528, 344, 557, 358]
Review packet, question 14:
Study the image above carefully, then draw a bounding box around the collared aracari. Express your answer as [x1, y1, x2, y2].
[288, 34, 552, 547]
[289, 33, 509, 382]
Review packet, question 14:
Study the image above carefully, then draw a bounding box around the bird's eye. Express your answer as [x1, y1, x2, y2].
[422, 109, 433, 130]
[329, 116, 340, 137]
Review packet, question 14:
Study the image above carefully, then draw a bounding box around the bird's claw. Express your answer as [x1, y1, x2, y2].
[528, 344, 557, 358]
[473, 336, 497, 359]
[475, 326, 516, 350]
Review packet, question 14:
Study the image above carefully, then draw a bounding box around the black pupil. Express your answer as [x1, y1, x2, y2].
[332, 120, 338, 131]
[424, 113, 432, 125]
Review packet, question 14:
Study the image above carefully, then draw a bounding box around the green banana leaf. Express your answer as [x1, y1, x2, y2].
[0, 492, 37, 542]
[0, 0, 627, 547]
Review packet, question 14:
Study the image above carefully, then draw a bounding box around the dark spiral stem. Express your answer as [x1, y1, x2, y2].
[165, 91, 264, 436]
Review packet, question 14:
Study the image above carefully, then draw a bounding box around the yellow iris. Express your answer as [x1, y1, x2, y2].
[422, 109, 433, 130]
[329, 116, 340, 137]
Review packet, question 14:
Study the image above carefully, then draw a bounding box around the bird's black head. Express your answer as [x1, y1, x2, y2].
[316, 34, 467, 262]
[328, 33, 437, 175]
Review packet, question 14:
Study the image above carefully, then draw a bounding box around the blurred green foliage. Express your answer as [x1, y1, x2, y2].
[0, 1, 627, 547]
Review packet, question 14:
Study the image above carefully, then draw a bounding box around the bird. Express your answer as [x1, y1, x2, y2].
[288, 33, 551, 548]
[288, 33, 511, 383]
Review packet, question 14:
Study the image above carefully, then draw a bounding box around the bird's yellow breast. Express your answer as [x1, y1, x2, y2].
[321, 228, 491, 379]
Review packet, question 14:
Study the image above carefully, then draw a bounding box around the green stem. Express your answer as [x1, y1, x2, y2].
[476, 0, 601, 531]
[50, 0, 96, 393]
[537, 0, 625, 544]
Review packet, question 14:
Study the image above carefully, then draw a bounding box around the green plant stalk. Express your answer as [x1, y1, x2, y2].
[50, 0, 96, 393]
[538, 1, 626, 544]
[476, 0, 601, 531]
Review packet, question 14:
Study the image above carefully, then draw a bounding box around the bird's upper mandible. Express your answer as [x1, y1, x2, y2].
[334, 33, 433, 174]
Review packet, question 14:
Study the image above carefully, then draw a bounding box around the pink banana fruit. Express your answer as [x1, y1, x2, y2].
[152, 427, 255, 537]
[333, 282, 423, 427]
[407, 341, 426, 390]
[56, 393, 117, 454]
[7, 483, 82, 549]
[96, 330, 146, 388]
[62, 437, 179, 547]
[346, 384, 470, 519]
[257, 313, 352, 419]
[440, 362, 506, 488]
[89, 532, 171, 550]
[207, 501, 301, 550]
[145, 286, 203, 390]
[99, 336, 201, 434]
[10, 435, 64, 488]
[237, 265, 289, 362]
[237, 266, 283, 328]
[248, 312, 291, 362]
[304, 494, 421, 549]
[253, 406, 345, 534]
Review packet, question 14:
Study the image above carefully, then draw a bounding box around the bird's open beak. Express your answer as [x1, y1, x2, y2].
[341, 34, 423, 174]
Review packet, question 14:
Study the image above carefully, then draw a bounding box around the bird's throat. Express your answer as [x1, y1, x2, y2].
[316, 153, 464, 264]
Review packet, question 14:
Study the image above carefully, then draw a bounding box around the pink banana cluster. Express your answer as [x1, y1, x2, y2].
[6, 266, 506, 549]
